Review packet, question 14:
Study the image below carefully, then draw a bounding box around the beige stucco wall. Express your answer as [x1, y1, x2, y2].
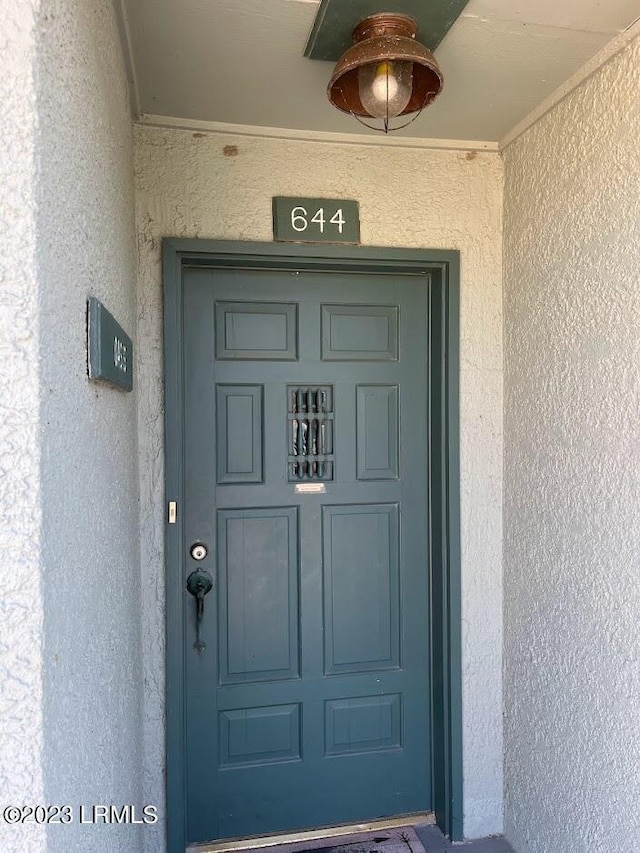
[503, 35, 640, 852]
[0, 2, 45, 850]
[134, 127, 504, 844]
[1, 1, 143, 851]
[37, 3, 144, 851]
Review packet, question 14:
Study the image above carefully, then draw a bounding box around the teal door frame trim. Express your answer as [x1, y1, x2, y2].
[162, 238, 462, 851]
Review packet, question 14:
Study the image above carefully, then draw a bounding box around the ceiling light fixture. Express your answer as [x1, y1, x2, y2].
[327, 13, 444, 133]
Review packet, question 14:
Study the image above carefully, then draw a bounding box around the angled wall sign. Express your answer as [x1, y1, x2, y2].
[87, 297, 133, 391]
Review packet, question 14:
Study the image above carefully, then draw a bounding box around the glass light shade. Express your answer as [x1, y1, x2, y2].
[358, 60, 413, 118]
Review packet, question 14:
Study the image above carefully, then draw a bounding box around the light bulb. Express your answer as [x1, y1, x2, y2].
[371, 62, 399, 103]
[358, 60, 413, 119]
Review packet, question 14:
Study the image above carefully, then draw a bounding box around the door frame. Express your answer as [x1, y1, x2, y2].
[163, 239, 462, 851]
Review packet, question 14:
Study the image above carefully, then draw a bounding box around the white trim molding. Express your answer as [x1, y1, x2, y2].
[135, 114, 499, 153]
[113, 0, 141, 118]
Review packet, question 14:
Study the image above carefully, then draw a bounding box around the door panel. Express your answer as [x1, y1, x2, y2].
[216, 385, 264, 484]
[321, 304, 399, 360]
[182, 266, 431, 844]
[218, 507, 299, 684]
[215, 301, 298, 360]
[219, 704, 302, 767]
[323, 503, 399, 674]
[356, 385, 399, 480]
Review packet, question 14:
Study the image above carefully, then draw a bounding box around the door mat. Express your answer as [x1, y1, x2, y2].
[261, 827, 426, 853]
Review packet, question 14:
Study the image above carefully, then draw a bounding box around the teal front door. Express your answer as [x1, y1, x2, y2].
[179, 261, 432, 845]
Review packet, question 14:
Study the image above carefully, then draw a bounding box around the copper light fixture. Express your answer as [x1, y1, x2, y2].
[327, 13, 443, 133]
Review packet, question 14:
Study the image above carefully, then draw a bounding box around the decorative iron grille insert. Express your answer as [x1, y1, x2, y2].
[287, 386, 334, 481]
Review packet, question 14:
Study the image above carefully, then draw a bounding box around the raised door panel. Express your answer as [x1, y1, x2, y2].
[325, 694, 402, 756]
[218, 507, 299, 683]
[215, 301, 298, 360]
[356, 384, 399, 480]
[322, 503, 400, 675]
[321, 304, 398, 361]
[219, 704, 301, 767]
[216, 385, 263, 484]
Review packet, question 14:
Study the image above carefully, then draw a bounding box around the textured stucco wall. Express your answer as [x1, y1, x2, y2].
[0, 2, 46, 851]
[134, 127, 504, 845]
[1, 1, 143, 851]
[36, 2, 143, 850]
[503, 37, 640, 852]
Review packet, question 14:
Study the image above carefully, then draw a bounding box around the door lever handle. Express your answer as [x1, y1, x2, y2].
[186, 569, 213, 653]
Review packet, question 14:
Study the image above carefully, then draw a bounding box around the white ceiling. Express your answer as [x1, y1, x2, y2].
[122, 0, 640, 142]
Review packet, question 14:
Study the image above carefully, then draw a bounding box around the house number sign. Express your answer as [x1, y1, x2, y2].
[272, 197, 360, 244]
[87, 297, 133, 391]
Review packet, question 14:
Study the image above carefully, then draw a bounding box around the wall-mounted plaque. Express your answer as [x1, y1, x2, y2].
[87, 297, 133, 391]
[273, 197, 360, 244]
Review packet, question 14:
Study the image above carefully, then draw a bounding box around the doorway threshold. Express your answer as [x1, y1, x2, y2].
[188, 813, 435, 853]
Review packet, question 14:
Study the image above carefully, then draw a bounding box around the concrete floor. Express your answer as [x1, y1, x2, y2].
[415, 824, 514, 852]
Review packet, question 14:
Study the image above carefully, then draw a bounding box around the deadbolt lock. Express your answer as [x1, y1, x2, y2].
[190, 542, 208, 561]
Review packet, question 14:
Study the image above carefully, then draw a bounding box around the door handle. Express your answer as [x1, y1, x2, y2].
[186, 568, 213, 653]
